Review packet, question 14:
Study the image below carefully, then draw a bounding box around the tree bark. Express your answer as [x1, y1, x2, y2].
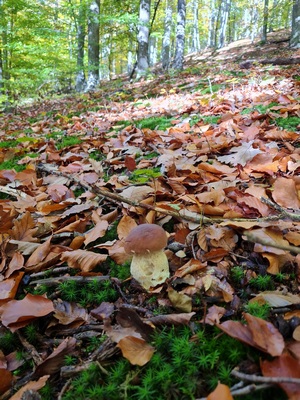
[172, 0, 186, 70]
[218, 0, 231, 48]
[136, 0, 151, 78]
[290, 0, 300, 48]
[208, 0, 216, 48]
[85, 0, 100, 92]
[161, 0, 172, 70]
[262, 0, 269, 43]
[191, 0, 200, 52]
[75, 0, 86, 92]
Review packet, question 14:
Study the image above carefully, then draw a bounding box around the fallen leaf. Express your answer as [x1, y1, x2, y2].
[61, 249, 107, 272]
[207, 382, 233, 400]
[117, 336, 154, 366]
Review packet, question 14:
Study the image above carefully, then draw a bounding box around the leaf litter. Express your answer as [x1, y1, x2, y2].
[0, 38, 300, 399]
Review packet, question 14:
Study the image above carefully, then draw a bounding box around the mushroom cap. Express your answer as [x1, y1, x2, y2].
[124, 224, 168, 254]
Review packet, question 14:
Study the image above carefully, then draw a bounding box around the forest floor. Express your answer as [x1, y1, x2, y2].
[1, 29, 300, 400]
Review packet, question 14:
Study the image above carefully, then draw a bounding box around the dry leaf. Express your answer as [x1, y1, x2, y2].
[117, 336, 154, 366]
[61, 249, 107, 272]
[207, 382, 233, 400]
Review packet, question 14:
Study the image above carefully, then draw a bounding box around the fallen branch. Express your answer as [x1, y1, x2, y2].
[231, 368, 300, 384]
[36, 164, 300, 226]
[29, 275, 110, 286]
[244, 231, 300, 254]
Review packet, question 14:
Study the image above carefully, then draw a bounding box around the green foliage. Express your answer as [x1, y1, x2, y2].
[137, 116, 173, 131]
[61, 325, 256, 400]
[241, 102, 280, 115]
[275, 116, 300, 131]
[0, 330, 19, 353]
[24, 323, 38, 343]
[56, 136, 83, 150]
[108, 259, 131, 281]
[64, 355, 78, 366]
[249, 275, 274, 290]
[0, 140, 19, 148]
[130, 168, 161, 183]
[190, 114, 220, 126]
[40, 383, 54, 400]
[230, 265, 244, 284]
[244, 301, 271, 320]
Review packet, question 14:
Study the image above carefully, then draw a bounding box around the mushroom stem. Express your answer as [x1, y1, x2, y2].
[130, 250, 169, 290]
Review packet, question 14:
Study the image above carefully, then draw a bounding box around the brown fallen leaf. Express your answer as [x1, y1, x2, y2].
[217, 313, 284, 357]
[34, 337, 76, 377]
[207, 382, 233, 400]
[0, 368, 14, 395]
[261, 352, 300, 400]
[0, 294, 54, 332]
[9, 375, 49, 400]
[61, 249, 107, 272]
[117, 336, 154, 366]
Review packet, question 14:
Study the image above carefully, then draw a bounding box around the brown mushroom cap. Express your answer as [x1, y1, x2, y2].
[124, 224, 168, 254]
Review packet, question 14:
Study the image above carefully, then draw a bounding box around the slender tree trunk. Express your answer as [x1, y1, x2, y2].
[218, 0, 231, 48]
[136, 0, 151, 78]
[290, 0, 300, 48]
[85, 0, 100, 92]
[75, 0, 86, 92]
[208, 0, 217, 48]
[172, 0, 186, 70]
[250, 0, 259, 41]
[191, 0, 200, 52]
[262, 0, 269, 43]
[161, 0, 172, 70]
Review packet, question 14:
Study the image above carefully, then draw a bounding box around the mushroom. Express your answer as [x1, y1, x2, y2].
[124, 224, 169, 290]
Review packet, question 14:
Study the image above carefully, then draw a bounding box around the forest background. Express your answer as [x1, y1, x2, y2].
[0, 0, 300, 107]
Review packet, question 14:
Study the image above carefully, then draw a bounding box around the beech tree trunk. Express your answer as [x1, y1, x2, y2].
[191, 0, 200, 52]
[262, 0, 269, 43]
[290, 0, 300, 48]
[85, 0, 100, 92]
[208, 0, 217, 48]
[218, 0, 231, 48]
[161, 0, 172, 70]
[172, 0, 186, 70]
[136, 0, 151, 78]
[75, 0, 86, 92]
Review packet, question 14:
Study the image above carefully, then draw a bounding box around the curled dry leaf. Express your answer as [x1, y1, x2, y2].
[117, 336, 155, 366]
[34, 337, 77, 377]
[0, 294, 54, 332]
[217, 313, 285, 357]
[61, 249, 107, 272]
[250, 291, 300, 307]
[168, 287, 192, 313]
[84, 219, 109, 246]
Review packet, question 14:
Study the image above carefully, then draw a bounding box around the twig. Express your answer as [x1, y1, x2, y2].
[231, 383, 273, 396]
[36, 163, 300, 225]
[231, 368, 300, 384]
[244, 231, 300, 254]
[261, 197, 300, 220]
[29, 275, 110, 286]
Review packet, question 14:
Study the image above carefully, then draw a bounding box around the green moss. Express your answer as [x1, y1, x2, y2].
[190, 114, 220, 126]
[24, 323, 38, 344]
[56, 136, 83, 150]
[249, 275, 274, 290]
[0, 158, 26, 172]
[230, 265, 244, 285]
[244, 301, 271, 319]
[241, 102, 280, 115]
[130, 167, 161, 183]
[136, 116, 173, 131]
[275, 116, 300, 131]
[0, 139, 19, 148]
[0, 331, 19, 353]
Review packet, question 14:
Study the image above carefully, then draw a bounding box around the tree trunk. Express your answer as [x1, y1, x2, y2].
[75, 0, 86, 92]
[208, 0, 217, 48]
[218, 0, 231, 48]
[290, 0, 300, 48]
[85, 0, 100, 92]
[172, 0, 186, 70]
[262, 0, 269, 43]
[161, 0, 172, 70]
[136, 0, 151, 78]
[191, 0, 200, 52]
